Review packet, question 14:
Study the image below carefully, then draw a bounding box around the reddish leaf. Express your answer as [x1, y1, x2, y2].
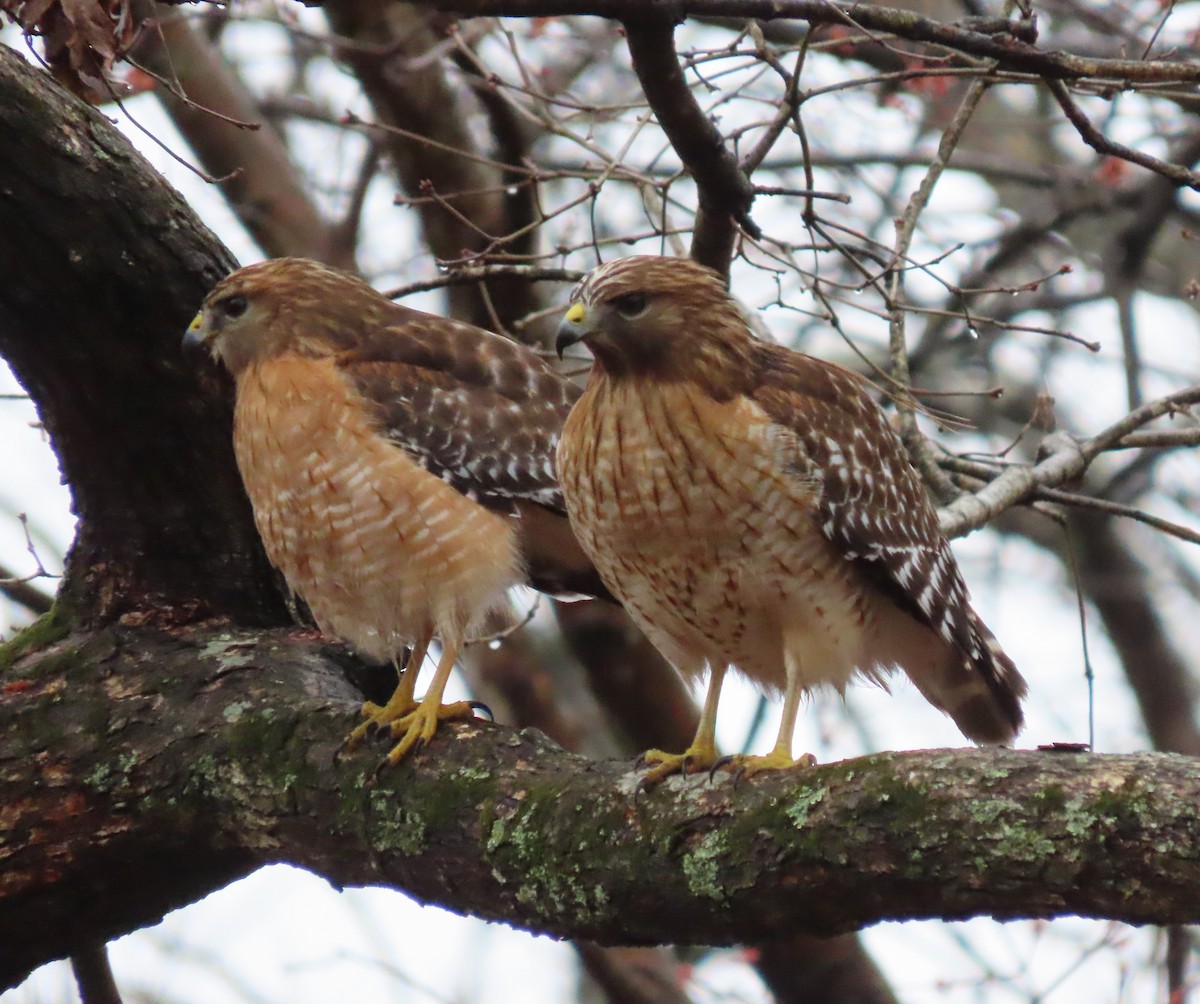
[1094, 155, 1130, 187]
[122, 65, 157, 96]
[1, 680, 35, 695]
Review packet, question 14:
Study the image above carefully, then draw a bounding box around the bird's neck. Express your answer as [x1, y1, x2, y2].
[585, 349, 752, 405]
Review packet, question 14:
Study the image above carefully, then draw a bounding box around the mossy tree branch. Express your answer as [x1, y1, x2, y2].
[5, 623, 1200, 991]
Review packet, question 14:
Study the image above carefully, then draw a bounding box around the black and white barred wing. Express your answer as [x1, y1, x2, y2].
[752, 343, 1027, 742]
[338, 305, 581, 515]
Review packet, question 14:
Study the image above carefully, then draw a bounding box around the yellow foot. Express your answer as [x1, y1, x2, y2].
[725, 749, 817, 779]
[339, 695, 419, 757]
[639, 742, 722, 786]
[379, 699, 481, 769]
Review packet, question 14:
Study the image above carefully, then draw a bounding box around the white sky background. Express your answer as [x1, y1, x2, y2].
[3, 8, 1199, 1003]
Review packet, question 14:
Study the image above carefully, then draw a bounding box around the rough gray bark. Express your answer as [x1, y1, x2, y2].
[5, 622, 1200, 992]
[0, 44, 285, 629]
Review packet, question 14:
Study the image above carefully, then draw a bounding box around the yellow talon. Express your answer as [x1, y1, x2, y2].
[639, 740, 722, 785]
[346, 635, 472, 774]
[341, 693, 417, 755]
[340, 639, 426, 758]
[381, 698, 479, 766]
[637, 665, 727, 787]
[726, 747, 817, 778]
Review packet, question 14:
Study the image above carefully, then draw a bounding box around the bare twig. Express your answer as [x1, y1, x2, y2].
[382, 266, 583, 301]
[1033, 485, 1200, 547]
[1047, 79, 1200, 192]
[0, 560, 53, 616]
[753, 185, 850, 202]
[938, 386, 1200, 538]
[887, 70, 995, 501]
[13, 513, 53, 582]
[130, 6, 342, 263]
[739, 37, 808, 176]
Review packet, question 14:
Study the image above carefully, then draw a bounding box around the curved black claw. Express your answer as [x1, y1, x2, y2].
[468, 700, 494, 721]
[365, 759, 383, 787]
[332, 738, 351, 767]
[708, 754, 735, 781]
[633, 760, 666, 796]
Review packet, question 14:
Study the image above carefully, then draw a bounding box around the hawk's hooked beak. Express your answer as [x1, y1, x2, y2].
[555, 301, 590, 359]
[182, 311, 210, 352]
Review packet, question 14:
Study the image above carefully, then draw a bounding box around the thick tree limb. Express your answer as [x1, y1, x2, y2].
[621, 11, 759, 272]
[5, 622, 1200, 991]
[434, 1, 1200, 86]
[0, 45, 286, 628]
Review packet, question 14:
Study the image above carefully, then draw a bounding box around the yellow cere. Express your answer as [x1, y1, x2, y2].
[187, 313, 204, 334]
[564, 302, 587, 324]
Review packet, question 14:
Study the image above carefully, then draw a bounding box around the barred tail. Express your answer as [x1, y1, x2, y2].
[899, 610, 1027, 745]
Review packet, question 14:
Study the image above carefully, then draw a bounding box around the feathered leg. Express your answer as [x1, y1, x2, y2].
[381, 635, 480, 767]
[340, 632, 431, 755]
[640, 664, 727, 784]
[729, 647, 815, 776]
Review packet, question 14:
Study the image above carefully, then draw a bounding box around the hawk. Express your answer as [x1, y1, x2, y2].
[185, 257, 601, 768]
[555, 255, 1027, 781]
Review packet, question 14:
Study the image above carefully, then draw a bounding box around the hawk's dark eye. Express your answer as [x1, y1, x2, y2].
[221, 295, 249, 319]
[612, 292, 648, 318]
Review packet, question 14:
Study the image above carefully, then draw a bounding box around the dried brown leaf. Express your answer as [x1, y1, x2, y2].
[5, 0, 137, 102]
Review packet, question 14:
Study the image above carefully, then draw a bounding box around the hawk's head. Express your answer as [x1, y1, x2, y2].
[555, 256, 755, 387]
[184, 258, 380, 376]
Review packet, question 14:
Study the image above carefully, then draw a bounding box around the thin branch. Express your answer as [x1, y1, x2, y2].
[328, 139, 381, 268]
[938, 385, 1200, 538]
[130, 6, 343, 263]
[382, 265, 583, 301]
[752, 185, 850, 202]
[0, 560, 54, 617]
[1086, 386, 1200, 455]
[437, 1, 1200, 87]
[887, 70, 995, 502]
[70, 944, 123, 1004]
[1111, 428, 1200, 450]
[621, 11, 759, 274]
[739, 35, 808, 175]
[1033, 485, 1200, 547]
[1047, 79, 1200, 191]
